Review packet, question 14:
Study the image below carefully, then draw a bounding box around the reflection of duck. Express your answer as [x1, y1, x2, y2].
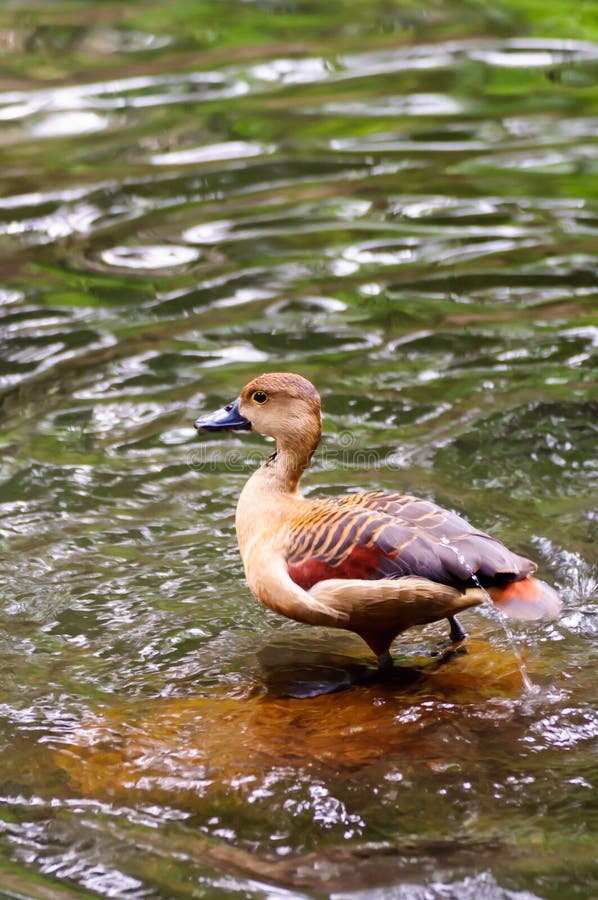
[195, 373, 561, 669]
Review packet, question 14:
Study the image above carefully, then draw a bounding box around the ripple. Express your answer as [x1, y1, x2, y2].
[100, 244, 200, 270]
[150, 140, 275, 166]
[530, 707, 598, 750]
[459, 147, 597, 175]
[250, 56, 333, 85]
[470, 36, 598, 67]
[340, 38, 598, 79]
[434, 400, 598, 500]
[343, 240, 419, 267]
[183, 219, 232, 244]
[316, 94, 464, 117]
[28, 110, 109, 138]
[204, 343, 269, 366]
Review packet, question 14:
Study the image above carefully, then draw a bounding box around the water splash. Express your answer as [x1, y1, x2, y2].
[471, 574, 537, 694]
[440, 536, 537, 693]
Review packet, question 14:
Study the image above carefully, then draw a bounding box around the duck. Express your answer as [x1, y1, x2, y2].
[194, 372, 561, 669]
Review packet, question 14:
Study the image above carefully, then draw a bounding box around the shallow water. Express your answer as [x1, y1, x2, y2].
[0, 1, 597, 898]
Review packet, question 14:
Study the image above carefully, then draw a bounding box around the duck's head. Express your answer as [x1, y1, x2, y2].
[194, 372, 321, 443]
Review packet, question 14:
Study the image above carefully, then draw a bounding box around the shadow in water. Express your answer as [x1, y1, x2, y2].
[256, 628, 466, 698]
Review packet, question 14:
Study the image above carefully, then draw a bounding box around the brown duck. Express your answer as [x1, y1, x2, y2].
[194, 372, 561, 669]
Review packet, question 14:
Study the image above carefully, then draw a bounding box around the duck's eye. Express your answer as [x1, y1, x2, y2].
[251, 390, 269, 405]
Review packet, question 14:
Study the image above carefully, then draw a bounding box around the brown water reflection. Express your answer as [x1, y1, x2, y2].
[57, 634, 533, 797]
[49, 630, 575, 894]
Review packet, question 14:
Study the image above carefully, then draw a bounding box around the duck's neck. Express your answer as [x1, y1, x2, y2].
[235, 422, 320, 559]
[260, 424, 321, 494]
[261, 449, 306, 494]
[238, 420, 320, 516]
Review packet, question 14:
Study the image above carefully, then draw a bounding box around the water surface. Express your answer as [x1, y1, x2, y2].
[0, 1, 596, 898]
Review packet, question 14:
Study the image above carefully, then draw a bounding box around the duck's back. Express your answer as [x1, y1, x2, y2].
[286, 490, 535, 591]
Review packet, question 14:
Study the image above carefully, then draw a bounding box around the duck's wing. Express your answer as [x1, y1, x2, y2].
[286, 493, 535, 591]
[337, 490, 468, 525]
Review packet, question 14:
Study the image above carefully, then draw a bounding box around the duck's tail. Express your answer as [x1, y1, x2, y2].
[488, 576, 561, 620]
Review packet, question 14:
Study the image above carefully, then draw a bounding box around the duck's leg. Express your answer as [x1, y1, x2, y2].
[377, 650, 394, 672]
[430, 616, 469, 660]
[447, 615, 467, 643]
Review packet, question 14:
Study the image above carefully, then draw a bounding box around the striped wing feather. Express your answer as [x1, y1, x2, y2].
[286, 491, 535, 590]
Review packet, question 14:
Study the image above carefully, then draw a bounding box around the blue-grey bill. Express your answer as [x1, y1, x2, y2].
[194, 397, 251, 431]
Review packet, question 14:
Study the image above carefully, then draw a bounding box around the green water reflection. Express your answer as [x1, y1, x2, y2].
[0, 0, 596, 897]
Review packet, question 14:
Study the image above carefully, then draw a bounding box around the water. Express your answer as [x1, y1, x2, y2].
[439, 536, 537, 693]
[0, 1, 597, 898]
[474, 580, 537, 695]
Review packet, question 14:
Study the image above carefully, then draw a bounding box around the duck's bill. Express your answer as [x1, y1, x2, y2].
[194, 397, 251, 432]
